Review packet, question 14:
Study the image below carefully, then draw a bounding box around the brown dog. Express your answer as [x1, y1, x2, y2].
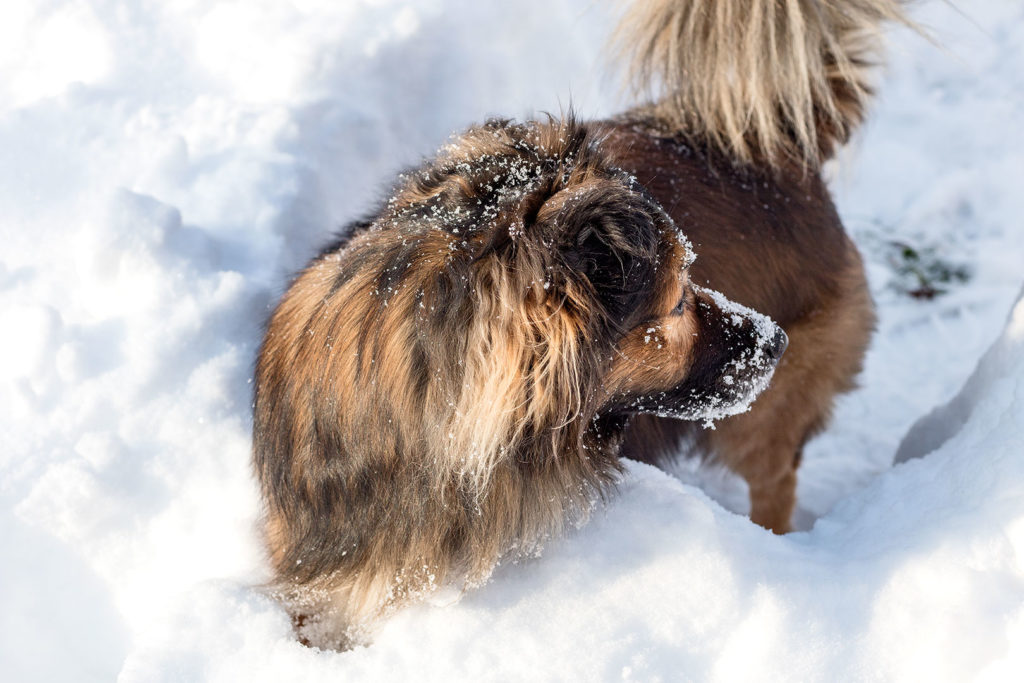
[253, 0, 907, 649]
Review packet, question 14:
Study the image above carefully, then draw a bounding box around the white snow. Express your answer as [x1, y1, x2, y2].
[2, 1, 1023, 681]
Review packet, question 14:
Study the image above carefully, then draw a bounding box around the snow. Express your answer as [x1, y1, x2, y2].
[895, 283, 1024, 462]
[1, 1, 1022, 681]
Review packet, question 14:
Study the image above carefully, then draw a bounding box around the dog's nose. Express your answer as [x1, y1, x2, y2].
[769, 328, 789, 360]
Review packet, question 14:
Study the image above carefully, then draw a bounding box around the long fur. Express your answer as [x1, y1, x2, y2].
[252, 0, 904, 649]
[615, 0, 914, 167]
[254, 117, 786, 647]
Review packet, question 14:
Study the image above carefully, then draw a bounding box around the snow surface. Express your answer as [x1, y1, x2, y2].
[2, 1, 1023, 681]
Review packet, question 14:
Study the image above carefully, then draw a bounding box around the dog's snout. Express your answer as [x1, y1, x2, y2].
[769, 328, 789, 360]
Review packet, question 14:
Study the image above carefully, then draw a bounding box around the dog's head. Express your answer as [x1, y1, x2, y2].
[265, 117, 785, 491]
[376, 117, 786, 427]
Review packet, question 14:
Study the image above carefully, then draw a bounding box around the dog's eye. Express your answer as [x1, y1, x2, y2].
[671, 282, 692, 315]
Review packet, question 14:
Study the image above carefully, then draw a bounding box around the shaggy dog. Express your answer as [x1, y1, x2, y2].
[253, 0, 910, 649]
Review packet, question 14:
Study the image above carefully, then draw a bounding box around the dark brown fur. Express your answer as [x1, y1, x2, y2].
[606, 119, 874, 531]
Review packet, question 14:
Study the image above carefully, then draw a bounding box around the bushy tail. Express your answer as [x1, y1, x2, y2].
[614, 0, 915, 168]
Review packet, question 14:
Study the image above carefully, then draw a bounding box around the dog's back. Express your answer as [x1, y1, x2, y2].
[607, 120, 875, 530]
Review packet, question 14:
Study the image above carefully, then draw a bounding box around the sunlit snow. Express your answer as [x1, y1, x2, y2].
[2, 1, 1023, 681]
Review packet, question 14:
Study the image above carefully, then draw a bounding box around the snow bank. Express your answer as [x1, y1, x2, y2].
[896, 284, 1024, 461]
[2, 1, 1023, 681]
[119, 289, 1024, 682]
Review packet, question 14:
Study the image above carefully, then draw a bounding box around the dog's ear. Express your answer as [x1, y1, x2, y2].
[557, 194, 660, 328]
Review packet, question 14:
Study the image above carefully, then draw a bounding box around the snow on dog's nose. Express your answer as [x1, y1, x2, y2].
[686, 285, 787, 425]
[621, 285, 786, 428]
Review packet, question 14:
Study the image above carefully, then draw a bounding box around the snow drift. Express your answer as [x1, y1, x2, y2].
[1, 1, 1023, 681]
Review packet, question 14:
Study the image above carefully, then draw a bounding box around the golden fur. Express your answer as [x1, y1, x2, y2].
[255, 118, 786, 647]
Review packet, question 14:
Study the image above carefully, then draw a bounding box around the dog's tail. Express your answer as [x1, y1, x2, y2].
[614, 0, 914, 168]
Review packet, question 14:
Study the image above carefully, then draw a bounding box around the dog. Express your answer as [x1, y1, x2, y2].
[253, 0, 908, 649]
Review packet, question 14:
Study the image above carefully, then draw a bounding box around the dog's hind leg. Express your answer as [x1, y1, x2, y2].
[706, 267, 875, 533]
